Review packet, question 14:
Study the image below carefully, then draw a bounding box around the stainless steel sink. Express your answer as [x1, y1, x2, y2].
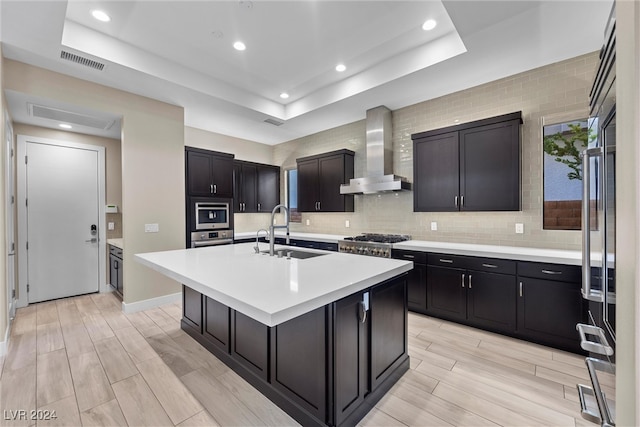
[260, 249, 327, 259]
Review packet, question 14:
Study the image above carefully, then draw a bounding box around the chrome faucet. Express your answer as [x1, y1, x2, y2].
[254, 229, 269, 254]
[269, 204, 290, 256]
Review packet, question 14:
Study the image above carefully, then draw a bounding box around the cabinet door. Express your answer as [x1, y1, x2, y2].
[334, 292, 367, 425]
[186, 151, 214, 196]
[210, 155, 234, 197]
[116, 257, 124, 295]
[407, 264, 427, 312]
[297, 159, 319, 212]
[109, 254, 117, 289]
[370, 277, 407, 391]
[257, 165, 279, 212]
[272, 306, 328, 424]
[204, 297, 230, 352]
[240, 163, 257, 213]
[414, 132, 459, 212]
[467, 271, 516, 333]
[517, 277, 584, 352]
[426, 265, 466, 321]
[182, 285, 202, 332]
[232, 311, 269, 381]
[318, 154, 352, 212]
[233, 163, 243, 212]
[459, 120, 520, 211]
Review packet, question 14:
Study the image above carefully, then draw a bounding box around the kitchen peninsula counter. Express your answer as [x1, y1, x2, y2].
[135, 243, 412, 426]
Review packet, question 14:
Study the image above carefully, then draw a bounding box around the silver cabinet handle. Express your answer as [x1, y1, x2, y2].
[461, 195, 464, 207]
[454, 195, 458, 207]
[318, 201, 321, 210]
[403, 255, 415, 259]
[482, 263, 498, 268]
[439, 258, 453, 263]
[461, 273, 465, 288]
[257, 203, 261, 211]
[210, 184, 213, 194]
[359, 301, 367, 323]
[468, 274, 472, 289]
[213, 184, 217, 194]
[519, 281, 523, 297]
[243, 203, 246, 211]
[541, 269, 562, 275]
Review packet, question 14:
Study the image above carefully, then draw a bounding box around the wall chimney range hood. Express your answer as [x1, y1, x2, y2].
[340, 106, 411, 195]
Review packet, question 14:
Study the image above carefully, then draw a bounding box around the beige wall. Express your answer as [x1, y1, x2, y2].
[616, 0, 639, 424]
[273, 52, 598, 250]
[4, 60, 185, 306]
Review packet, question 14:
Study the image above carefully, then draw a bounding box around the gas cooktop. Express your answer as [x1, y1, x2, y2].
[339, 234, 411, 257]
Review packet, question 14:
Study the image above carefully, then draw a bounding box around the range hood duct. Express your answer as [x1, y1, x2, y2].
[340, 106, 411, 195]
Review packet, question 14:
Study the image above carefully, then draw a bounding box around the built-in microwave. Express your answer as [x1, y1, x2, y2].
[194, 201, 230, 230]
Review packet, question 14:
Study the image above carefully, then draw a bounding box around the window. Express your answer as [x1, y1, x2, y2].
[542, 118, 594, 230]
[286, 169, 301, 222]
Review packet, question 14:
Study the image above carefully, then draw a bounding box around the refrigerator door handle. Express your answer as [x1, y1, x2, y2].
[581, 147, 603, 302]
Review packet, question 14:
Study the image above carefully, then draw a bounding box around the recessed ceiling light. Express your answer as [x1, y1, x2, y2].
[233, 41, 246, 51]
[279, 92, 289, 99]
[91, 10, 111, 22]
[335, 64, 346, 72]
[422, 19, 437, 31]
[59, 124, 72, 129]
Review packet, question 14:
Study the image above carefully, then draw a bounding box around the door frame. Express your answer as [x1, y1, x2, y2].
[16, 135, 107, 307]
[5, 112, 15, 324]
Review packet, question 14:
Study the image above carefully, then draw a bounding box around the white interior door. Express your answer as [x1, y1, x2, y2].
[5, 112, 16, 320]
[25, 141, 101, 303]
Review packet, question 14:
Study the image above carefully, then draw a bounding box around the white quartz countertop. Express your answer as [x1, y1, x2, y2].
[107, 238, 123, 250]
[135, 243, 412, 327]
[235, 231, 584, 265]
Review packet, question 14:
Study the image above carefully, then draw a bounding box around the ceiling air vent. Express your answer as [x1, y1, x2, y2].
[60, 50, 105, 71]
[28, 103, 115, 130]
[264, 118, 284, 126]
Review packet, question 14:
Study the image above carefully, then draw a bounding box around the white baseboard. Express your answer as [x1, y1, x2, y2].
[0, 325, 9, 357]
[121, 292, 181, 314]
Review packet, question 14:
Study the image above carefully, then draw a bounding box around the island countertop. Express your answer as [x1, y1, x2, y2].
[135, 243, 413, 327]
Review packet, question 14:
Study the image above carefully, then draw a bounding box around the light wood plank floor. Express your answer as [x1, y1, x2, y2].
[0, 292, 594, 426]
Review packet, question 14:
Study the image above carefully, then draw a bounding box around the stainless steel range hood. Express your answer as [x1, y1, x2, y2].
[340, 106, 411, 195]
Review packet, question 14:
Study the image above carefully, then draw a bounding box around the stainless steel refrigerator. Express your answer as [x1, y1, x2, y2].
[576, 4, 616, 426]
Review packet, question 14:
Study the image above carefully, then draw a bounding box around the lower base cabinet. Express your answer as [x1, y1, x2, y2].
[181, 274, 409, 427]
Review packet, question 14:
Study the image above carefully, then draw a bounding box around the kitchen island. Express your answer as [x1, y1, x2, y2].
[136, 243, 413, 426]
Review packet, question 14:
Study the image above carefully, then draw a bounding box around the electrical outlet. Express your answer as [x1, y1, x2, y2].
[515, 223, 524, 234]
[108, 222, 115, 230]
[305, 219, 310, 226]
[144, 223, 159, 233]
[345, 220, 350, 228]
[430, 221, 438, 231]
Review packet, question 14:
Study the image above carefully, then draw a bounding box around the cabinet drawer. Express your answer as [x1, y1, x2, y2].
[427, 253, 466, 268]
[109, 245, 123, 258]
[392, 249, 426, 264]
[465, 257, 516, 275]
[517, 262, 581, 283]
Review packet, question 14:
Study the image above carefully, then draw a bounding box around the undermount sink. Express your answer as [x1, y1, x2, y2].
[260, 249, 327, 259]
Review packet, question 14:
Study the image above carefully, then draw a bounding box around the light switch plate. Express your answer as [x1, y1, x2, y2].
[515, 223, 524, 234]
[108, 222, 115, 230]
[431, 221, 438, 231]
[145, 223, 159, 233]
[305, 219, 310, 226]
[345, 220, 350, 228]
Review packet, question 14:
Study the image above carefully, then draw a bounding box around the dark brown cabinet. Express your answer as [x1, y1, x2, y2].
[426, 254, 517, 334]
[109, 245, 123, 297]
[234, 160, 280, 213]
[517, 262, 585, 352]
[392, 249, 427, 312]
[186, 147, 234, 198]
[180, 273, 408, 427]
[296, 149, 354, 212]
[412, 112, 522, 212]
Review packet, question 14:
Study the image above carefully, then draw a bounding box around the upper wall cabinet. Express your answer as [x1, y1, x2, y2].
[186, 147, 234, 198]
[412, 112, 522, 212]
[233, 160, 280, 213]
[296, 149, 355, 212]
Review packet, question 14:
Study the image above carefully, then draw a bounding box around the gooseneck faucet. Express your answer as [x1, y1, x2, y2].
[269, 204, 290, 256]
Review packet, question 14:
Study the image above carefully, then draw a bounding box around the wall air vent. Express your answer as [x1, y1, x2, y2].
[28, 103, 115, 131]
[264, 118, 284, 126]
[60, 50, 105, 71]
